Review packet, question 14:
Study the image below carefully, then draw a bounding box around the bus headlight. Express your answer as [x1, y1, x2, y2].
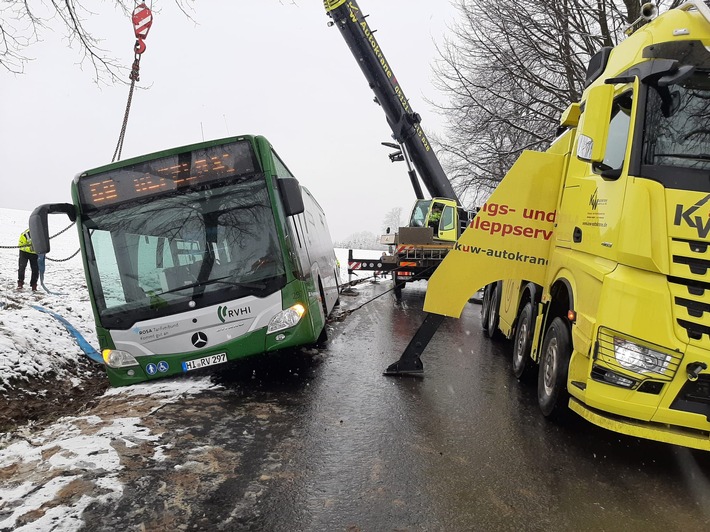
[102, 349, 139, 368]
[613, 337, 671, 375]
[267, 303, 306, 334]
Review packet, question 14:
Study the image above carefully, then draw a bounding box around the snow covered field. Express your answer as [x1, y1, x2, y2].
[0, 208, 98, 392]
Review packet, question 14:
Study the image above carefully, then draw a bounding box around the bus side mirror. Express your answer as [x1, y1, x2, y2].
[576, 84, 614, 163]
[278, 178, 305, 216]
[29, 203, 77, 254]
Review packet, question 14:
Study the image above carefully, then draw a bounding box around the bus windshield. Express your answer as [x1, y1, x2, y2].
[84, 176, 286, 329]
[642, 72, 710, 172]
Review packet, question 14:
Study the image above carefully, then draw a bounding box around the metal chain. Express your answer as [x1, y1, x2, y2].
[0, 222, 76, 249]
[46, 248, 81, 262]
[337, 265, 436, 319]
[112, 2, 152, 162]
[50, 222, 76, 239]
[112, 73, 138, 163]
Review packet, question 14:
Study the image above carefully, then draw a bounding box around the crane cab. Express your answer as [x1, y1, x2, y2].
[408, 198, 474, 242]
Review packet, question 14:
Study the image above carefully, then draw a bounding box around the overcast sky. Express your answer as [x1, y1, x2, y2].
[0, 0, 458, 242]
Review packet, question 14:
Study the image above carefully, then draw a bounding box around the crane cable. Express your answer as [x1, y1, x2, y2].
[111, 2, 154, 163]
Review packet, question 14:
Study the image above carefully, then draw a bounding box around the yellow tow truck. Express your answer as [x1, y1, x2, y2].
[390, 1, 710, 451]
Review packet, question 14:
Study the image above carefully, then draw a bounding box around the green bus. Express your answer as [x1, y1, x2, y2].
[30, 135, 340, 386]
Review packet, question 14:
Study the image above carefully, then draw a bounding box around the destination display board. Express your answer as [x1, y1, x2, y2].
[78, 140, 260, 209]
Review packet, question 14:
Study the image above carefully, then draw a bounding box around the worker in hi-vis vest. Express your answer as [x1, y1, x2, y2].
[17, 228, 38, 291]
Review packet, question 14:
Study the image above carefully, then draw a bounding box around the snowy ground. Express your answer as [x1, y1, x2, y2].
[0, 208, 97, 389]
[0, 207, 382, 530]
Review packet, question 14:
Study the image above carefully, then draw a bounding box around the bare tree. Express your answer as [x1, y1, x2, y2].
[432, 0, 684, 207]
[382, 207, 404, 233]
[0, 1, 199, 84]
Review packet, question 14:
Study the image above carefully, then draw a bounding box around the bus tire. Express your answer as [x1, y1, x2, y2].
[316, 282, 328, 346]
[537, 317, 571, 418]
[482, 283, 501, 339]
[512, 301, 535, 381]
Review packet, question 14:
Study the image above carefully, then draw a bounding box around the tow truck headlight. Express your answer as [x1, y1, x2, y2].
[267, 303, 306, 334]
[613, 337, 671, 375]
[102, 349, 139, 368]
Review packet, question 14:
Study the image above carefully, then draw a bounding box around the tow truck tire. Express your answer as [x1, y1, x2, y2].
[481, 284, 491, 333]
[537, 317, 571, 418]
[394, 281, 404, 300]
[482, 283, 501, 339]
[512, 301, 535, 381]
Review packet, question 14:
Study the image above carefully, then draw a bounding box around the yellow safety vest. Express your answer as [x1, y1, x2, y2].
[18, 229, 36, 254]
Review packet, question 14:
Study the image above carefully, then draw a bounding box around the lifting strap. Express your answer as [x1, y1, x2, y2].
[112, 2, 154, 163]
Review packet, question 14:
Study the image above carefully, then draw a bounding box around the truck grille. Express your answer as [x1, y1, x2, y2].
[670, 374, 710, 421]
[669, 238, 710, 347]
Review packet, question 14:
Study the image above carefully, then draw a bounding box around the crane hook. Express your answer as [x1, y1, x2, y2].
[132, 3, 153, 55]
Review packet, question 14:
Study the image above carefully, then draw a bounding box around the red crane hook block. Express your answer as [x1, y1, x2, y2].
[132, 3, 153, 54]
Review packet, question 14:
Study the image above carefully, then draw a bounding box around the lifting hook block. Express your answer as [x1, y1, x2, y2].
[134, 38, 147, 55]
[132, 3, 153, 55]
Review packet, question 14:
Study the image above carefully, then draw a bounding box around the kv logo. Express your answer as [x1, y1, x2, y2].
[674, 194, 710, 238]
[590, 188, 599, 210]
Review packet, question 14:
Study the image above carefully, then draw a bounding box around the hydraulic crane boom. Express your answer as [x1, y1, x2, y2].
[324, 0, 458, 203]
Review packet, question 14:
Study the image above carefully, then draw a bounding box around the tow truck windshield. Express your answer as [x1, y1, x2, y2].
[642, 72, 710, 178]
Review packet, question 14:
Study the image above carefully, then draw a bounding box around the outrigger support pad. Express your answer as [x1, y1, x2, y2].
[383, 312, 445, 377]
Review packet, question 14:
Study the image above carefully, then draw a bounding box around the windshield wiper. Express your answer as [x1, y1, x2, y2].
[154, 275, 266, 296]
[654, 153, 710, 161]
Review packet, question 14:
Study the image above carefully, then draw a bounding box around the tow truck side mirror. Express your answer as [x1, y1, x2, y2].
[278, 177, 305, 216]
[576, 84, 614, 164]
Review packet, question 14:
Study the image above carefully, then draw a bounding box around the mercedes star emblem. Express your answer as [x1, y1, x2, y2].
[191, 332, 208, 348]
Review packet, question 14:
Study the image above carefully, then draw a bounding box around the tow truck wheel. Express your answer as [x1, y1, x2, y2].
[481, 285, 492, 333]
[512, 301, 535, 381]
[537, 317, 571, 418]
[394, 281, 404, 300]
[482, 283, 501, 339]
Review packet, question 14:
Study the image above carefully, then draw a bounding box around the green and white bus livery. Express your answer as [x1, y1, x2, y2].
[30, 135, 339, 386]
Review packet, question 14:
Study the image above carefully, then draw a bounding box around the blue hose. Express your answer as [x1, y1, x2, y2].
[37, 255, 64, 295]
[31, 305, 103, 364]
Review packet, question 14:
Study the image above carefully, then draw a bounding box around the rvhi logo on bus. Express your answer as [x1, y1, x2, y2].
[217, 305, 252, 323]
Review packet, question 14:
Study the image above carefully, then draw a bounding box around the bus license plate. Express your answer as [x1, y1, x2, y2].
[182, 353, 227, 372]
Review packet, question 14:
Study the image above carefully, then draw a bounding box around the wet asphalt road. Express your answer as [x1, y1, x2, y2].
[82, 280, 710, 531]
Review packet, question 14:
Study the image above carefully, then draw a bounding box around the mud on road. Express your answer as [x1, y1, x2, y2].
[0, 359, 108, 435]
[0, 345, 328, 532]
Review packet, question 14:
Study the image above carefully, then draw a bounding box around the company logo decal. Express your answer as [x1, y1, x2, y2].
[191, 332, 208, 348]
[674, 194, 710, 238]
[217, 305, 252, 323]
[132, 322, 179, 341]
